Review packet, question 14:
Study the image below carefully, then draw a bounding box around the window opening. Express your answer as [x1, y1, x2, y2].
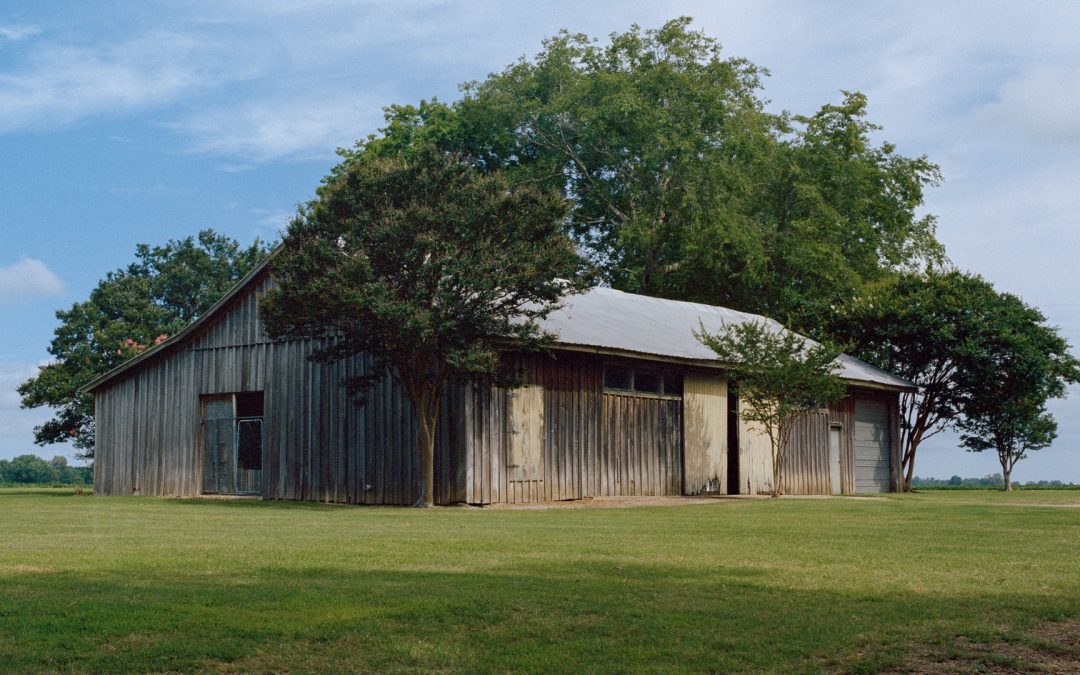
[603, 365, 682, 398]
[634, 370, 661, 393]
[603, 366, 632, 390]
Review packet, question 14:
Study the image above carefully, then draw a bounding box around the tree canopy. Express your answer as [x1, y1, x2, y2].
[696, 320, 845, 496]
[18, 230, 271, 457]
[260, 145, 590, 506]
[954, 289, 1080, 490]
[0, 454, 91, 485]
[356, 17, 943, 331]
[833, 270, 1079, 490]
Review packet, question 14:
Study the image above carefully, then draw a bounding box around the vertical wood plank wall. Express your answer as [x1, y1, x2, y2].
[93, 273, 464, 505]
[732, 389, 898, 495]
[461, 353, 684, 504]
[737, 405, 774, 495]
[682, 374, 727, 495]
[464, 353, 602, 504]
[600, 394, 683, 497]
[827, 397, 856, 495]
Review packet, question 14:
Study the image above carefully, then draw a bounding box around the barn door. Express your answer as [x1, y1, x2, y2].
[200, 392, 264, 496]
[508, 385, 544, 483]
[854, 399, 891, 493]
[201, 396, 236, 494]
[829, 425, 843, 495]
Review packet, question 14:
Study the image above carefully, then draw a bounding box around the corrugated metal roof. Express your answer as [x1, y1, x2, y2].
[539, 286, 914, 390]
[83, 255, 913, 393]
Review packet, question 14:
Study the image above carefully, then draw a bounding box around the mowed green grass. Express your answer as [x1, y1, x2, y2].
[1, 489, 1078, 673]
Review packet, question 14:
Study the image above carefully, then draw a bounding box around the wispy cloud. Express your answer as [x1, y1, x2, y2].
[973, 65, 1080, 146]
[0, 360, 64, 459]
[174, 93, 385, 161]
[0, 25, 41, 41]
[214, 163, 255, 173]
[0, 30, 262, 134]
[249, 207, 296, 238]
[0, 258, 63, 304]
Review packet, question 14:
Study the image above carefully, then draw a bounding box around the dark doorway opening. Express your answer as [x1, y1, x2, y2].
[727, 385, 740, 494]
[201, 391, 264, 495]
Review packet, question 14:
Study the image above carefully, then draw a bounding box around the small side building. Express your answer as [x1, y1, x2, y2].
[83, 264, 912, 504]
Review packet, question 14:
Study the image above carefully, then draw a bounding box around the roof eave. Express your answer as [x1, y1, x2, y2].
[549, 343, 916, 392]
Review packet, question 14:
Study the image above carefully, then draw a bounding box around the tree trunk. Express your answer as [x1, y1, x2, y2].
[901, 438, 920, 492]
[414, 412, 436, 507]
[771, 439, 783, 498]
[1000, 456, 1013, 492]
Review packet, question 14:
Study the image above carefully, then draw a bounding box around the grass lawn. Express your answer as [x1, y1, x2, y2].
[1, 489, 1078, 673]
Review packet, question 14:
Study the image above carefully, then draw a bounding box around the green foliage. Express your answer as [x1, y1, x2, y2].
[0, 455, 55, 484]
[260, 145, 590, 505]
[912, 475, 1080, 489]
[835, 270, 1079, 491]
[0, 454, 91, 485]
[913, 474, 1006, 488]
[695, 320, 845, 496]
[954, 292, 1080, 490]
[356, 18, 943, 329]
[18, 231, 271, 457]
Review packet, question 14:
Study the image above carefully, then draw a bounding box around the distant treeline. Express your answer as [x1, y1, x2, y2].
[0, 455, 92, 486]
[913, 474, 1079, 490]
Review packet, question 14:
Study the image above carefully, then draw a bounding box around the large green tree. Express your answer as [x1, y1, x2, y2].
[955, 292, 1080, 491]
[19, 230, 271, 457]
[695, 320, 845, 497]
[260, 146, 590, 507]
[834, 271, 1079, 491]
[356, 17, 943, 330]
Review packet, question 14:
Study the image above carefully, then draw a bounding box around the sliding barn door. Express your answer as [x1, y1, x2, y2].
[201, 395, 235, 494]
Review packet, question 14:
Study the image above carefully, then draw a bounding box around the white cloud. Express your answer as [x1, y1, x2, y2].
[248, 207, 296, 239]
[0, 30, 263, 134]
[214, 163, 255, 173]
[173, 93, 385, 161]
[0, 25, 41, 41]
[0, 360, 57, 460]
[0, 258, 63, 303]
[974, 65, 1080, 146]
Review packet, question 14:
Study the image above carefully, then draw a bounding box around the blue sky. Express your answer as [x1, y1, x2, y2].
[2, 1, 1079, 482]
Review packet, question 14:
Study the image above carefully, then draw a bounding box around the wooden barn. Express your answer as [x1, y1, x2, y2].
[83, 262, 913, 504]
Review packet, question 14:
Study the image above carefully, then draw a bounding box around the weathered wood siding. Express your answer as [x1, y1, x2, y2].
[827, 396, 856, 495]
[682, 373, 727, 494]
[783, 411, 831, 495]
[462, 353, 683, 504]
[94, 272, 467, 505]
[737, 402, 774, 495]
[729, 388, 900, 496]
[464, 353, 602, 504]
[600, 393, 682, 496]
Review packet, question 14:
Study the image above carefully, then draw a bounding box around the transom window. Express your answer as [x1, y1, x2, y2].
[603, 365, 682, 397]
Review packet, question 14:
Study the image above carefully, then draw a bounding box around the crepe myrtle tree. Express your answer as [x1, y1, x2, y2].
[260, 145, 591, 507]
[960, 399, 1057, 493]
[695, 317, 846, 496]
[696, 321, 845, 497]
[832, 270, 1079, 492]
[955, 289, 1080, 491]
